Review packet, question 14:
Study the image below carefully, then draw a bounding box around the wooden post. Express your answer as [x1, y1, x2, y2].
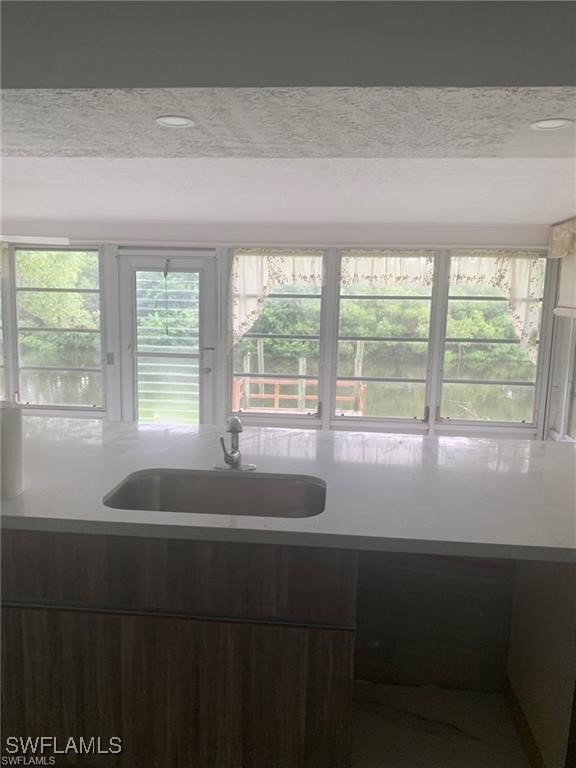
[298, 357, 307, 411]
[354, 340, 365, 412]
[243, 353, 251, 409]
[257, 338, 265, 396]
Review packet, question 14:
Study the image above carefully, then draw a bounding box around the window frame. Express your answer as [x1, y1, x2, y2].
[118, 248, 218, 425]
[434, 251, 556, 434]
[329, 247, 436, 431]
[3, 244, 107, 415]
[227, 246, 554, 437]
[228, 248, 328, 430]
[0, 241, 558, 438]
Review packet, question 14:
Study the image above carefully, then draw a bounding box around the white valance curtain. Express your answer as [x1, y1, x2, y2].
[230, 248, 545, 359]
[547, 217, 576, 318]
[340, 249, 436, 287]
[548, 218, 576, 260]
[230, 249, 324, 344]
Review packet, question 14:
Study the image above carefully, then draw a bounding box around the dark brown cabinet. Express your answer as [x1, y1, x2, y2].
[2, 606, 354, 768]
[1, 531, 357, 767]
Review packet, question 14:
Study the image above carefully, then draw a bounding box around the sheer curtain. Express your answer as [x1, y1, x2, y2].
[230, 247, 545, 360]
[450, 250, 545, 361]
[340, 249, 435, 287]
[229, 248, 323, 346]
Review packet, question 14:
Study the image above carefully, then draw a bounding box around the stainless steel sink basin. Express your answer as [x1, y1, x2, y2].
[103, 469, 326, 518]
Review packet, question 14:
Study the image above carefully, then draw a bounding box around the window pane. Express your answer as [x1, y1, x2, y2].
[17, 291, 100, 329]
[14, 249, 104, 408]
[336, 252, 434, 421]
[443, 342, 536, 382]
[441, 252, 545, 423]
[337, 340, 428, 379]
[339, 298, 431, 339]
[231, 250, 323, 415]
[233, 338, 320, 377]
[233, 375, 318, 414]
[19, 331, 101, 368]
[15, 250, 100, 289]
[442, 383, 535, 422]
[335, 380, 426, 419]
[340, 284, 432, 297]
[446, 300, 541, 342]
[136, 271, 200, 354]
[137, 356, 199, 424]
[249, 297, 321, 337]
[20, 370, 102, 407]
[271, 283, 322, 297]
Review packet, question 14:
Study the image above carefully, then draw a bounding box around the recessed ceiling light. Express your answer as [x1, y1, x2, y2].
[530, 118, 574, 131]
[156, 115, 195, 128]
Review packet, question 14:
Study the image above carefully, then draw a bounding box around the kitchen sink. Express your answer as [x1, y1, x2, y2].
[103, 468, 326, 518]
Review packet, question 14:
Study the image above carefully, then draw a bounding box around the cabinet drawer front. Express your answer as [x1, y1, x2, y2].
[2, 530, 358, 627]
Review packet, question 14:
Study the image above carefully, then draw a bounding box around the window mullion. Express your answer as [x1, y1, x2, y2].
[537, 257, 560, 438]
[426, 250, 451, 435]
[101, 243, 122, 421]
[319, 248, 340, 430]
[3, 246, 19, 401]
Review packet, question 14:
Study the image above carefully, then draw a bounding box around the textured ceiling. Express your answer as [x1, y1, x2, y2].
[3, 87, 576, 158]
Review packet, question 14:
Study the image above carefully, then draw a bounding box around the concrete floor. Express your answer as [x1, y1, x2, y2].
[352, 681, 530, 768]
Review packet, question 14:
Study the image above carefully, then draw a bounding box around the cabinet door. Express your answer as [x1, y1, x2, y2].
[2, 607, 354, 768]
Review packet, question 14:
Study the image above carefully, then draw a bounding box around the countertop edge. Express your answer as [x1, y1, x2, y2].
[3, 513, 575, 564]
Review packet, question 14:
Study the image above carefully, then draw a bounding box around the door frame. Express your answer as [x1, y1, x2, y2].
[118, 248, 218, 424]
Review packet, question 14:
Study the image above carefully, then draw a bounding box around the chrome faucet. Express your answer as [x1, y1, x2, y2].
[216, 416, 256, 471]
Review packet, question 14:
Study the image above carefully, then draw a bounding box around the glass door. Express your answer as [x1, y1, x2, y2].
[119, 250, 217, 424]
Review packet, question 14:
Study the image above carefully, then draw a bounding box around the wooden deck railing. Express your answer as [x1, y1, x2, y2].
[233, 377, 367, 415]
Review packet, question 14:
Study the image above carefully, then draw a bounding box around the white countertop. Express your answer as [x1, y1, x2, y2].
[2, 417, 575, 562]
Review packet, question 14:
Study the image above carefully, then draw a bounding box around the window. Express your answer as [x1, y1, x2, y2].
[335, 250, 435, 419]
[230, 246, 550, 433]
[14, 249, 103, 408]
[440, 251, 546, 423]
[231, 249, 324, 416]
[0, 242, 553, 433]
[134, 269, 201, 423]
